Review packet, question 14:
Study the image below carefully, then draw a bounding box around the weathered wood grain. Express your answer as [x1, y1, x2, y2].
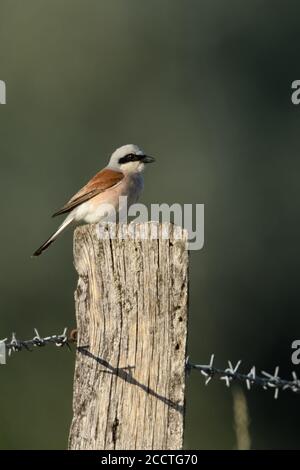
[68, 222, 189, 450]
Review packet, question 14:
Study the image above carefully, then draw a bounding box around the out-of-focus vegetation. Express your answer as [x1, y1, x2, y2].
[0, 0, 300, 449]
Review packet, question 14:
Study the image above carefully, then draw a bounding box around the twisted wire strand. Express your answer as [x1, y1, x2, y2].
[1, 328, 69, 355]
[187, 354, 300, 398]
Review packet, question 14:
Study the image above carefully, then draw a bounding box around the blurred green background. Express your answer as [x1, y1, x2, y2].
[0, 0, 300, 450]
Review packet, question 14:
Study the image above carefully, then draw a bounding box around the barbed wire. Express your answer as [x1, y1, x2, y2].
[0, 328, 69, 359]
[1, 330, 299, 398]
[187, 354, 300, 399]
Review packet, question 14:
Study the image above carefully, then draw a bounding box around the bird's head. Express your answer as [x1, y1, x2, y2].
[108, 144, 155, 174]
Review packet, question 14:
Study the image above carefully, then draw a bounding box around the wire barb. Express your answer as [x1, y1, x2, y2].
[187, 354, 300, 398]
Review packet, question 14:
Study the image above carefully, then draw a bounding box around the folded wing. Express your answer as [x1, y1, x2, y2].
[52, 168, 124, 217]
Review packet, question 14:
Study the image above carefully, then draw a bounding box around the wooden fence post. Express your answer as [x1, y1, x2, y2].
[68, 222, 189, 450]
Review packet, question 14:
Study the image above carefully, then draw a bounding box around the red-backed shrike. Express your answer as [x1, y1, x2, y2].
[33, 144, 155, 256]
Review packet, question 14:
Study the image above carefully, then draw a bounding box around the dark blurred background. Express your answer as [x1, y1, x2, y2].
[0, 0, 300, 450]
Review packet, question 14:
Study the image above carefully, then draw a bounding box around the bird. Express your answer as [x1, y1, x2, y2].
[32, 144, 155, 256]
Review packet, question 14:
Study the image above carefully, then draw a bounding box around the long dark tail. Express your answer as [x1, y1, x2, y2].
[32, 216, 74, 257]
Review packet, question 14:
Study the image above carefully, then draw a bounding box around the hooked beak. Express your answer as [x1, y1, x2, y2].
[141, 155, 155, 164]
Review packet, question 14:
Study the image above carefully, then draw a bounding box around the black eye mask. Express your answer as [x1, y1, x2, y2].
[118, 153, 142, 164]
